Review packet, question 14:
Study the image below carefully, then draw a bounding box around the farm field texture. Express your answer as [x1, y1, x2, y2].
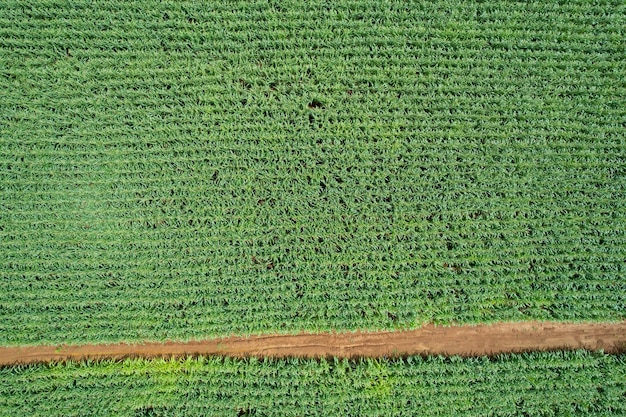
[1, 0, 625, 347]
[2, 351, 626, 416]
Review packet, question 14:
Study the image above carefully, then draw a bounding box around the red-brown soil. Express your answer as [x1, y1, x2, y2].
[1, 321, 624, 365]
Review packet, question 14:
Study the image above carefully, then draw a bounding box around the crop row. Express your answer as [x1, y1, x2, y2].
[2, 351, 625, 416]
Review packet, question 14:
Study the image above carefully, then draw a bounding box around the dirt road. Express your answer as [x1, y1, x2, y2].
[1, 321, 624, 365]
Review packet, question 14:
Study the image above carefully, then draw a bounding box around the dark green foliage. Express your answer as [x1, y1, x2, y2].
[1, 0, 625, 344]
[1, 351, 625, 416]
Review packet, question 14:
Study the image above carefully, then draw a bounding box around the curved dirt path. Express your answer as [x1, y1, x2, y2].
[1, 321, 625, 365]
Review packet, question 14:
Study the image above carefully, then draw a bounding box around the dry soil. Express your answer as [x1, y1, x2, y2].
[1, 321, 624, 365]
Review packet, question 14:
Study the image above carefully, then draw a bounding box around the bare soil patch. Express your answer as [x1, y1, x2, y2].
[1, 321, 624, 365]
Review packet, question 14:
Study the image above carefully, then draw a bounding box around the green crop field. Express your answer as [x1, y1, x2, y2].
[1, 0, 625, 346]
[1, 351, 625, 416]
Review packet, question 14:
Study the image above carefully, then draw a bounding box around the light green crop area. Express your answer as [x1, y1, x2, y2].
[1, 352, 625, 416]
[1, 1, 625, 345]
